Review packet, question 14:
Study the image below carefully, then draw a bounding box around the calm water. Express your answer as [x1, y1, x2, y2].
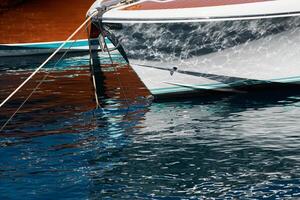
[1, 19, 300, 199]
[0, 55, 300, 200]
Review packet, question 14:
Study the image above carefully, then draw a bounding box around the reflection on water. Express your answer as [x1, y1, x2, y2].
[0, 53, 91, 72]
[0, 54, 96, 136]
[1, 51, 300, 199]
[0, 52, 149, 135]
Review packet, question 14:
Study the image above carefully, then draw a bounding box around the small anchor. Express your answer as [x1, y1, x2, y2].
[170, 67, 178, 76]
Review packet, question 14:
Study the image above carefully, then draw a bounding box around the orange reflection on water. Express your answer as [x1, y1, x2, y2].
[0, 66, 97, 134]
[0, 62, 151, 138]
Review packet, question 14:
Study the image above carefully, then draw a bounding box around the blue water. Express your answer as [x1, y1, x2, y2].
[1, 56, 300, 199]
[1, 28, 300, 199]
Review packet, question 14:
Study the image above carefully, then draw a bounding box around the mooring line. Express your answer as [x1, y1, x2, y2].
[86, 24, 101, 109]
[0, 73, 49, 132]
[0, 36, 80, 132]
[101, 29, 130, 111]
[0, 11, 98, 109]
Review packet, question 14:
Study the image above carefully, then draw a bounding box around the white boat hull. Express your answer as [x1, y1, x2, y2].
[108, 17, 300, 98]
[101, 0, 300, 24]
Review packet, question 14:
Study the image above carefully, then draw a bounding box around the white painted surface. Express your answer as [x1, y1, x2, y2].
[103, 0, 300, 23]
[130, 27, 300, 95]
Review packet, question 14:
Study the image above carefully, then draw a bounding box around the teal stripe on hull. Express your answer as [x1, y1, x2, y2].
[12, 38, 110, 49]
[0, 38, 109, 56]
[151, 77, 300, 95]
[151, 83, 232, 95]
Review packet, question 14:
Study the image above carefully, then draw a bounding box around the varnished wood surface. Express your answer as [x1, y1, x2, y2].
[0, 0, 94, 44]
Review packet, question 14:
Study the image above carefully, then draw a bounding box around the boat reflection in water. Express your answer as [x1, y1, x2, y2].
[0, 53, 151, 135]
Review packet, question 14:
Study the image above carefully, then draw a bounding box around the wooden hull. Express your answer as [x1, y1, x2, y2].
[0, 39, 102, 57]
[0, 0, 96, 56]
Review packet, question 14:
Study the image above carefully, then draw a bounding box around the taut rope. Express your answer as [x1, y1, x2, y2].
[0, 11, 98, 109]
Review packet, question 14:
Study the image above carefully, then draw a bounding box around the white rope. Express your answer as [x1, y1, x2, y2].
[0, 37, 80, 132]
[86, 24, 101, 109]
[101, 29, 130, 110]
[0, 11, 98, 109]
[0, 73, 49, 132]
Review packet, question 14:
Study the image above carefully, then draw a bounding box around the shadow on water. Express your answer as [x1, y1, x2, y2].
[156, 83, 300, 104]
